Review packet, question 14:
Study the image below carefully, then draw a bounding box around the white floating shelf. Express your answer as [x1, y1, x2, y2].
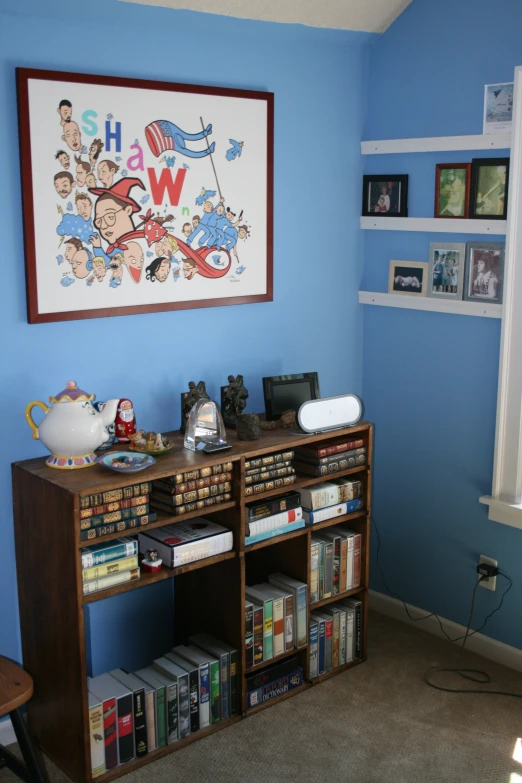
[358, 290, 502, 319]
[360, 216, 506, 234]
[361, 134, 511, 155]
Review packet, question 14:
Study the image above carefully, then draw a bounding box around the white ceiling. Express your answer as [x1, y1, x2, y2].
[121, 0, 412, 34]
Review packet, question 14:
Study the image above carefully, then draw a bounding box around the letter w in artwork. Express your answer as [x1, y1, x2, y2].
[147, 167, 187, 206]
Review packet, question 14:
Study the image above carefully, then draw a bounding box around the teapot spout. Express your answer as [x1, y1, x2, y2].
[99, 399, 119, 429]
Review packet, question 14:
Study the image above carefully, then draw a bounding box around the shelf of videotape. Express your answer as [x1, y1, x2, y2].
[12, 423, 372, 783]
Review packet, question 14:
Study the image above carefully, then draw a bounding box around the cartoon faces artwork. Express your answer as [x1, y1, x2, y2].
[20, 71, 271, 321]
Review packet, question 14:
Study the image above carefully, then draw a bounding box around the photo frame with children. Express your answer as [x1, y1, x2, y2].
[17, 68, 274, 323]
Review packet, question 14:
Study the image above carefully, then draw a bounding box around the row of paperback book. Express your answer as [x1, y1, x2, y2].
[243, 449, 297, 497]
[245, 574, 308, 667]
[88, 635, 238, 776]
[309, 597, 363, 677]
[151, 461, 234, 516]
[310, 527, 361, 603]
[291, 436, 367, 477]
[81, 519, 234, 594]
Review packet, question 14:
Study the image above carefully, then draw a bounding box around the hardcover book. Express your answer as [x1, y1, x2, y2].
[138, 520, 233, 567]
[244, 466, 295, 485]
[245, 588, 273, 662]
[134, 668, 167, 748]
[171, 646, 213, 730]
[266, 585, 294, 651]
[160, 655, 192, 738]
[246, 507, 303, 537]
[82, 567, 140, 595]
[244, 451, 294, 471]
[246, 491, 301, 522]
[292, 455, 363, 477]
[80, 495, 149, 520]
[80, 483, 152, 510]
[309, 623, 319, 680]
[268, 574, 307, 648]
[310, 540, 320, 604]
[293, 438, 364, 459]
[244, 603, 254, 671]
[110, 670, 149, 757]
[81, 537, 138, 569]
[80, 513, 156, 541]
[88, 692, 105, 778]
[245, 460, 292, 477]
[189, 633, 238, 720]
[340, 598, 362, 660]
[82, 555, 139, 583]
[80, 505, 149, 531]
[149, 666, 179, 744]
[245, 655, 301, 692]
[88, 673, 134, 765]
[302, 498, 363, 525]
[252, 604, 264, 666]
[247, 668, 303, 710]
[244, 519, 305, 547]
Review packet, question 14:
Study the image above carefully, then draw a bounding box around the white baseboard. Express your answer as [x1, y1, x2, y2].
[0, 716, 16, 746]
[370, 589, 522, 672]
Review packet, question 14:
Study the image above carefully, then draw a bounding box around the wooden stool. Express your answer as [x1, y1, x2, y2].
[0, 657, 49, 783]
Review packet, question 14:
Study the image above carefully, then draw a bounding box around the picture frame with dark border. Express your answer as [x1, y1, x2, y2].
[469, 157, 509, 220]
[463, 241, 505, 303]
[362, 175, 408, 217]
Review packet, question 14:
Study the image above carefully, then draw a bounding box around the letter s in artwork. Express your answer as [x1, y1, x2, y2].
[81, 110, 98, 136]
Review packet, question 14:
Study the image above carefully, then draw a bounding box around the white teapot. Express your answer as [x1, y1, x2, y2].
[25, 381, 119, 469]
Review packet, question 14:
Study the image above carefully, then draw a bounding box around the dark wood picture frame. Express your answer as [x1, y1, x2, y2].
[16, 68, 274, 323]
[469, 157, 509, 220]
[434, 163, 471, 218]
[362, 174, 408, 217]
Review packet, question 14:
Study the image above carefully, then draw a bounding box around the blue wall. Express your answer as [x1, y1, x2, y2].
[0, 0, 373, 662]
[364, 0, 522, 646]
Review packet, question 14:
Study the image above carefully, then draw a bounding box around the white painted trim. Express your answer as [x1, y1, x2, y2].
[488, 65, 522, 510]
[370, 589, 522, 672]
[0, 717, 16, 747]
[479, 495, 522, 529]
[361, 133, 511, 155]
[360, 216, 507, 234]
[358, 290, 502, 318]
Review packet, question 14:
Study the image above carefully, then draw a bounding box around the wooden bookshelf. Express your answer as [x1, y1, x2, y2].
[12, 421, 372, 783]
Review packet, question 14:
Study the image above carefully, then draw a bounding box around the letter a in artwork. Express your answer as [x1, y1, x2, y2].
[127, 143, 144, 171]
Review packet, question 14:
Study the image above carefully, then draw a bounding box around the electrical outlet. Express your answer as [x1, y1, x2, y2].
[479, 555, 498, 591]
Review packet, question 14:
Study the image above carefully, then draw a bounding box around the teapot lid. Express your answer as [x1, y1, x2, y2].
[49, 380, 95, 404]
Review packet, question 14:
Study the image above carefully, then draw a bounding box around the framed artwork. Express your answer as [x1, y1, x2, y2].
[427, 242, 466, 300]
[16, 68, 274, 323]
[362, 175, 408, 217]
[469, 157, 509, 220]
[464, 242, 505, 304]
[483, 82, 513, 135]
[388, 260, 428, 296]
[434, 163, 471, 218]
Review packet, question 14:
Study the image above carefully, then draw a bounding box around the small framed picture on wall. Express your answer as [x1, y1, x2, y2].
[362, 175, 408, 217]
[434, 163, 471, 218]
[388, 260, 428, 296]
[464, 242, 505, 303]
[469, 158, 509, 219]
[427, 242, 466, 300]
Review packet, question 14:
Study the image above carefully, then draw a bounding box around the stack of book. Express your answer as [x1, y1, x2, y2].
[80, 481, 155, 541]
[299, 479, 364, 525]
[245, 491, 304, 546]
[292, 436, 367, 477]
[87, 635, 238, 776]
[82, 537, 141, 596]
[138, 518, 233, 567]
[243, 450, 296, 497]
[245, 574, 307, 668]
[151, 461, 233, 516]
[310, 527, 361, 603]
[309, 597, 363, 678]
[246, 655, 304, 710]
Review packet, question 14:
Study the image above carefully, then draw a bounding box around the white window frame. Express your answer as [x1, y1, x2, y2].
[480, 65, 522, 529]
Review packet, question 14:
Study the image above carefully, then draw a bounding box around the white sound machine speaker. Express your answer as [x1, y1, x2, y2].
[297, 394, 363, 434]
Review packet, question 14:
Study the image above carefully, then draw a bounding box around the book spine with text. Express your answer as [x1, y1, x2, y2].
[245, 602, 254, 670]
[88, 695, 105, 778]
[116, 693, 134, 764]
[80, 514, 156, 541]
[245, 460, 292, 477]
[252, 606, 264, 665]
[229, 650, 238, 715]
[244, 475, 296, 497]
[80, 483, 152, 510]
[340, 537, 348, 593]
[303, 498, 364, 524]
[244, 451, 294, 471]
[81, 539, 137, 569]
[309, 623, 319, 679]
[294, 438, 364, 459]
[209, 661, 220, 724]
[247, 492, 301, 521]
[247, 507, 303, 536]
[244, 519, 304, 546]
[83, 568, 140, 595]
[353, 533, 361, 588]
[338, 609, 347, 666]
[310, 541, 319, 604]
[283, 594, 294, 650]
[81, 504, 149, 530]
[80, 495, 149, 520]
[245, 466, 295, 485]
[171, 492, 232, 516]
[272, 596, 285, 657]
[145, 690, 156, 752]
[133, 689, 148, 757]
[82, 555, 138, 582]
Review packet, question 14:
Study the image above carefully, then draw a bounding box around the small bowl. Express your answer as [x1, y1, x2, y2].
[129, 442, 174, 457]
[98, 451, 156, 473]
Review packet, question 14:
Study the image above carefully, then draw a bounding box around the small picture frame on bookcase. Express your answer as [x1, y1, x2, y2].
[427, 242, 466, 300]
[362, 175, 408, 217]
[463, 242, 505, 303]
[434, 163, 471, 218]
[388, 260, 428, 296]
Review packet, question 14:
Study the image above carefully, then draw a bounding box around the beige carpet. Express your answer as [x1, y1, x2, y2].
[3, 610, 522, 783]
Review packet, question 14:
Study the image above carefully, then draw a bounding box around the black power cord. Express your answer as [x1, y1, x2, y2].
[371, 514, 520, 698]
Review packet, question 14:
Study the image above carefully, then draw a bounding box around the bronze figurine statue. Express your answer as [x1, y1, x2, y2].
[221, 374, 249, 426]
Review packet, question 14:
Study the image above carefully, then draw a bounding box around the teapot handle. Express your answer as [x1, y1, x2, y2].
[25, 400, 49, 440]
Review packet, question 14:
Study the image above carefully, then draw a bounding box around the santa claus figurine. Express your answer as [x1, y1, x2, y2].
[115, 398, 137, 443]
